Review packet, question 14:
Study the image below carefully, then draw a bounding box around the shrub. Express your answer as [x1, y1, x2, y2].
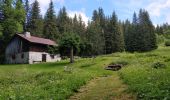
[152, 62, 166, 69]
[165, 41, 170, 46]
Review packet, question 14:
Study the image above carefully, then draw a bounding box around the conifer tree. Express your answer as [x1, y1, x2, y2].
[29, 0, 43, 36]
[86, 21, 105, 55]
[24, 0, 30, 31]
[92, 10, 98, 22]
[106, 12, 124, 53]
[124, 19, 133, 51]
[57, 7, 72, 35]
[86, 9, 106, 55]
[2, 0, 24, 43]
[137, 9, 157, 51]
[43, 0, 59, 41]
[77, 15, 86, 40]
[15, 0, 25, 31]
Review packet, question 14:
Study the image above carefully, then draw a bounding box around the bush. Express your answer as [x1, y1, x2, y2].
[152, 62, 166, 69]
[165, 41, 170, 46]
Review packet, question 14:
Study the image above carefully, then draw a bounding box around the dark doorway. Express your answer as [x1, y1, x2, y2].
[42, 54, 47, 62]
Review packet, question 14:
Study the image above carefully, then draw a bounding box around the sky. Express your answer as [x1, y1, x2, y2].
[30, 0, 170, 26]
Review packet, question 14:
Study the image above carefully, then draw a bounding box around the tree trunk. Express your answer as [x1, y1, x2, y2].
[70, 46, 74, 63]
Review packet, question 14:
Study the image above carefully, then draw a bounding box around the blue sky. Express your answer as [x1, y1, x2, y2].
[31, 0, 170, 26]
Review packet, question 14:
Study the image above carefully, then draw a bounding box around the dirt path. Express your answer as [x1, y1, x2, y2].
[69, 73, 136, 100]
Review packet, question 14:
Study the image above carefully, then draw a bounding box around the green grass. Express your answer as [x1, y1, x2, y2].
[0, 57, 115, 100]
[0, 46, 170, 99]
[119, 46, 170, 99]
[69, 74, 135, 100]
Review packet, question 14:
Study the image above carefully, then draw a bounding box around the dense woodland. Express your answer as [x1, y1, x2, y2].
[0, 0, 170, 63]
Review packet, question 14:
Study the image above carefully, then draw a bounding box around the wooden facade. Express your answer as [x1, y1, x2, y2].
[5, 33, 61, 64]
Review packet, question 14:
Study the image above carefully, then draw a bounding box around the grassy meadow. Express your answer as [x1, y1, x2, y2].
[0, 46, 170, 99]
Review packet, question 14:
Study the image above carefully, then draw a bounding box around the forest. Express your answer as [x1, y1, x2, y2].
[1, 0, 170, 100]
[1, 0, 170, 63]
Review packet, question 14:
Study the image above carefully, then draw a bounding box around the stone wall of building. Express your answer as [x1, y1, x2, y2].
[6, 52, 61, 64]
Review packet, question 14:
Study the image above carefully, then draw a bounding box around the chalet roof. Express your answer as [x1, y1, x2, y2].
[17, 33, 57, 46]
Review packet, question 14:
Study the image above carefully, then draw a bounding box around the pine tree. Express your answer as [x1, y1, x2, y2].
[29, 0, 43, 36]
[15, 0, 25, 31]
[124, 19, 133, 51]
[24, 0, 30, 31]
[57, 7, 72, 35]
[2, 0, 25, 43]
[77, 15, 86, 40]
[43, 0, 59, 41]
[86, 21, 105, 55]
[86, 9, 106, 55]
[72, 14, 79, 34]
[105, 16, 113, 54]
[106, 12, 124, 53]
[0, 0, 3, 21]
[0, 0, 3, 37]
[92, 10, 98, 22]
[98, 7, 105, 28]
[136, 9, 157, 51]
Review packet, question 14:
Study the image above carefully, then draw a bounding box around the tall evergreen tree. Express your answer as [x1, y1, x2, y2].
[77, 15, 86, 40]
[132, 12, 138, 25]
[28, 0, 43, 36]
[43, 0, 59, 41]
[106, 12, 124, 53]
[137, 9, 157, 51]
[2, 0, 25, 43]
[0, 0, 3, 37]
[87, 8, 106, 55]
[92, 10, 98, 22]
[86, 21, 105, 55]
[24, 0, 30, 31]
[15, 0, 25, 31]
[57, 7, 72, 35]
[126, 12, 138, 52]
[124, 19, 133, 51]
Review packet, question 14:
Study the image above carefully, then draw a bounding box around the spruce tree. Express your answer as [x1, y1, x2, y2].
[43, 0, 59, 41]
[15, 0, 25, 32]
[29, 0, 43, 36]
[124, 19, 133, 51]
[72, 14, 79, 34]
[92, 10, 98, 22]
[57, 7, 72, 35]
[78, 15, 86, 40]
[24, 0, 30, 31]
[87, 9, 106, 55]
[105, 16, 113, 54]
[2, 0, 24, 43]
[86, 21, 105, 55]
[106, 12, 124, 53]
[137, 9, 157, 51]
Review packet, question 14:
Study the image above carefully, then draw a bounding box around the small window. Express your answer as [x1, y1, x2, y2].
[12, 55, 16, 60]
[50, 55, 55, 59]
[21, 54, 24, 59]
